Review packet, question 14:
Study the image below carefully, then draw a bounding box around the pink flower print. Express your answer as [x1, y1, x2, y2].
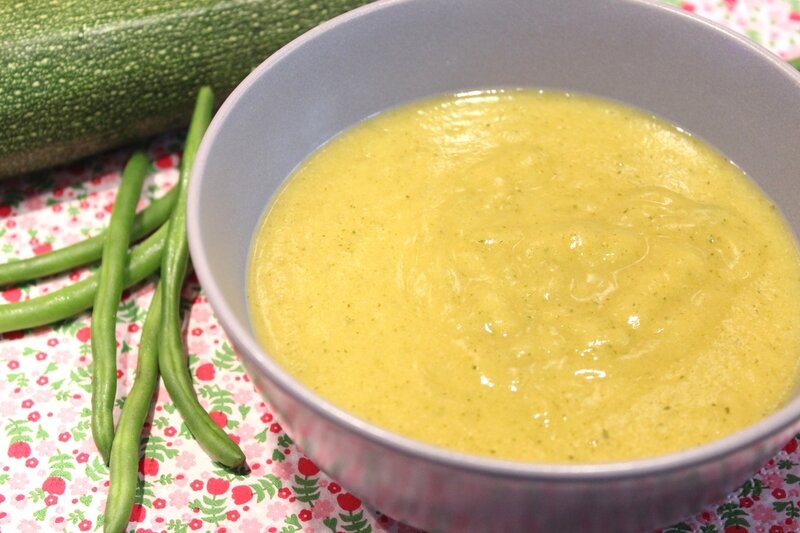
[23, 197, 45, 211]
[764, 473, 785, 489]
[234, 423, 256, 441]
[0, 400, 17, 417]
[168, 489, 190, 508]
[750, 503, 778, 522]
[32, 387, 54, 403]
[175, 451, 197, 470]
[57, 403, 78, 420]
[9, 473, 30, 490]
[233, 389, 255, 406]
[48, 514, 68, 531]
[312, 498, 335, 519]
[189, 303, 213, 323]
[53, 349, 72, 365]
[239, 518, 264, 533]
[187, 338, 210, 357]
[242, 442, 263, 462]
[273, 461, 294, 481]
[18, 519, 39, 533]
[265, 500, 289, 521]
[34, 436, 57, 456]
[11, 493, 28, 510]
[69, 477, 91, 497]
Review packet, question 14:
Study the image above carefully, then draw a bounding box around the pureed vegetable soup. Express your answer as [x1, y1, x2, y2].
[247, 89, 800, 463]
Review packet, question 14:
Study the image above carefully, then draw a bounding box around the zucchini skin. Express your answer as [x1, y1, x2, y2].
[0, 0, 372, 177]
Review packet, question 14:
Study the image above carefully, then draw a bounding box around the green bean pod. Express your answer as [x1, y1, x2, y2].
[0, 187, 177, 287]
[0, 223, 166, 333]
[92, 151, 150, 464]
[158, 87, 245, 468]
[104, 282, 162, 533]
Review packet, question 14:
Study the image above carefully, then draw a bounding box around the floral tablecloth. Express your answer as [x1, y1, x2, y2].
[2, 2, 800, 532]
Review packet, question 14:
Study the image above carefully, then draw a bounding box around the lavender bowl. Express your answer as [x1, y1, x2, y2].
[187, 0, 800, 530]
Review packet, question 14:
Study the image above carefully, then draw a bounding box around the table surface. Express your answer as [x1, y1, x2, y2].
[2, 2, 800, 532]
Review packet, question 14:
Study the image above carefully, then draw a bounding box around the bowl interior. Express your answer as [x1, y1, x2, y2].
[189, 0, 800, 466]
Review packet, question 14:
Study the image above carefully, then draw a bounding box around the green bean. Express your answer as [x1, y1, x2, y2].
[0, 223, 166, 333]
[91, 151, 150, 465]
[104, 282, 162, 533]
[790, 57, 800, 70]
[158, 87, 246, 468]
[0, 187, 177, 287]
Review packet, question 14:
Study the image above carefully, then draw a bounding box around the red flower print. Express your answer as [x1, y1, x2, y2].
[337, 492, 362, 512]
[190, 480, 204, 491]
[58, 431, 70, 442]
[784, 438, 798, 454]
[298, 509, 312, 522]
[2, 288, 21, 302]
[25, 457, 38, 468]
[33, 243, 52, 255]
[37, 376, 48, 386]
[21, 399, 33, 408]
[7, 360, 19, 369]
[0, 205, 12, 217]
[189, 518, 203, 530]
[206, 478, 230, 495]
[27, 411, 40, 422]
[36, 350, 47, 359]
[164, 426, 177, 437]
[724, 526, 748, 533]
[226, 510, 240, 521]
[44, 494, 58, 506]
[328, 482, 341, 494]
[770, 526, 784, 533]
[7, 441, 31, 458]
[153, 498, 166, 509]
[138, 457, 159, 476]
[739, 496, 753, 508]
[76, 327, 91, 343]
[129, 503, 146, 522]
[42, 476, 66, 495]
[195, 363, 215, 381]
[231, 485, 253, 504]
[208, 411, 228, 429]
[127, 323, 139, 333]
[78, 519, 92, 531]
[155, 155, 175, 170]
[773, 488, 787, 499]
[297, 457, 320, 476]
[278, 487, 291, 499]
[270, 422, 282, 433]
[260, 412, 273, 423]
[76, 453, 89, 464]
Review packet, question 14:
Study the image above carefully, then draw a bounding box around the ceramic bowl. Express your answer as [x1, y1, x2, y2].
[187, 1, 800, 530]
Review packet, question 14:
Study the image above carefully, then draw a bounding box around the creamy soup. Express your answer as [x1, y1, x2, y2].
[248, 89, 800, 463]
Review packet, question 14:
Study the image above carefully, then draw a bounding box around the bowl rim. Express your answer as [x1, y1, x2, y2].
[188, 0, 800, 482]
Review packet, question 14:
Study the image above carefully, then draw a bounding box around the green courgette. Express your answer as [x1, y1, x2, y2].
[0, 0, 372, 178]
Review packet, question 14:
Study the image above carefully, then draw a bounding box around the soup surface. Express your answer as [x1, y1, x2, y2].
[248, 89, 800, 463]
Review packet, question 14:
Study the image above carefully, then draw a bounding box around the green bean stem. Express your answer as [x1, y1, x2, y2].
[0, 187, 177, 287]
[104, 282, 162, 533]
[0, 223, 166, 333]
[92, 151, 150, 464]
[158, 87, 246, 468]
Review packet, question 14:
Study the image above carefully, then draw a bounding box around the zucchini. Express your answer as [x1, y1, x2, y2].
[0, 0, 372, 178]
